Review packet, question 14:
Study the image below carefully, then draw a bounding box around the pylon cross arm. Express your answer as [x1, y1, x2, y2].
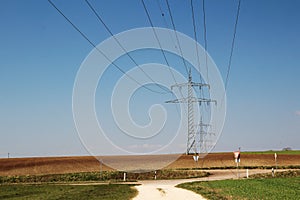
[191, 82, 210, 89]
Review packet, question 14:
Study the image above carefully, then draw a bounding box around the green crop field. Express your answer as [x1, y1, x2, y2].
[0, 184, 137, 200]
[178, 175, 300, 200]
[242, 150, 300, 155]
[0, 170, 208, 184]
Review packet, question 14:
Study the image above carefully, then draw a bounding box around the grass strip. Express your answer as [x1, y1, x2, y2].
[0, 184, 137, 200]
[0, 170, 209, 184]
[177, 170, 300, 200]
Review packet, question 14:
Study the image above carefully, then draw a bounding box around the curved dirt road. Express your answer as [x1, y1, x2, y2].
[133, 169, 278, 200]
[133, 179, 205, 200]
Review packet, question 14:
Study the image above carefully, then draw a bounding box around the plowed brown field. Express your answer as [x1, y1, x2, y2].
[0, 153, 299, 176]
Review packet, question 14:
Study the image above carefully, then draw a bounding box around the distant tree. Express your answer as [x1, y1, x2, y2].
[282, 147, 292, 151]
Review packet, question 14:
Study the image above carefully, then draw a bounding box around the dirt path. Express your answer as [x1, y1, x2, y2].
[133, 179, 204, 200]
[132, 169, 282, 200]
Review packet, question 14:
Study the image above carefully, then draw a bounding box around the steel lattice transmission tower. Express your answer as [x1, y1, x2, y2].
[166, 69, 216, 155]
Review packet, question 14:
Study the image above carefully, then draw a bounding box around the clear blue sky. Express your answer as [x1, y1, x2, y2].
[0, 0, 299, 158]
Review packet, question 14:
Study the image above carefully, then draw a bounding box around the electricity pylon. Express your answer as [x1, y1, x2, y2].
[166, 69, 216, 155]
[198, 117, 215, 156]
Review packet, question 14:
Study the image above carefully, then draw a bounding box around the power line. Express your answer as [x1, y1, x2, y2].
[48, 0, 167, 94]
[155, 0, 177, 46]
[141, 0, 178, 85]
[199, 0, 211, 114]
[141, 0, 185, 117]
[165, 0, 189, 76]
[202, 0, 209, 84]
[190, 0, 203, 84]
[190, 0, 200, 75]
[156, 0, 168, 26]
[84, 0, 170, 94]
[225, 0, 241, 90]
[190, 0, 212, 119]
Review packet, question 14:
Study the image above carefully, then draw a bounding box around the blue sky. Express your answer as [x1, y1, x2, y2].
[0, 0, 299, 158]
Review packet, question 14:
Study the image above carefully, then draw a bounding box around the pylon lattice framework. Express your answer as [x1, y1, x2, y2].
[166, 69, 216, 155]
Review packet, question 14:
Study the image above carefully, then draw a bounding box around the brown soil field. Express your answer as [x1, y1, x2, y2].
[166, 153, 300, 169]
[0, 153, 299, 176]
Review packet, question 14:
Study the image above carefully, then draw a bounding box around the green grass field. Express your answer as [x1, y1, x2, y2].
[0, 170, 208, 184]
[242, 150, 300, 155]
[0, 184, 137, 200]
[178, 176, 300, 200]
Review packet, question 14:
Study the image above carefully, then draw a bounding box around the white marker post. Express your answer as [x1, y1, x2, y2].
[123, 172, 126, 182]
[234, 151, 241, 178]
[99, 159, 103, 181]
[193, 155, 199, 169]
[274, 153, 277, 172]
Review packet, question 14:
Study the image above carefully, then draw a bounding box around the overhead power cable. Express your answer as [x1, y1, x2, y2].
[141, 0, 185, 116]
[155, 0, 177, 46]
[190, 0, 208, 114]
[48, 0, 168, 94]
[84, 0, 170, 94]
[190, 0, 202, 83]
[141, 0, 178, 85]
[202, 0, 209, 84]
[225, 0, 241, 90]
[165, 0, 189, 76]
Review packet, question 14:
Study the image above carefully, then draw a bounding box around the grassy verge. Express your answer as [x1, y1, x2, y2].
[0, 184, 137, 200]
[177, 165, 300, 170]
[0, 170, 209, 184]
[242, 150, 300, 155]
[250, 169, 300, 178]
[177, 170, 300, 200]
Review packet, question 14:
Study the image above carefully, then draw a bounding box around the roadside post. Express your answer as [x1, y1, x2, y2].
[123, 172, 126, 182]
[274, 153, 277, 172]
[233, 150, 241, 178]
[99, 159, 103, 181]
[193, 155, 199, 169]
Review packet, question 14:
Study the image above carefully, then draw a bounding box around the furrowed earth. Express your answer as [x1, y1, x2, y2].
[1, 152, 299, 176]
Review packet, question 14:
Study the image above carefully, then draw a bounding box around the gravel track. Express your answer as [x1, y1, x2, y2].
[132, 169, 285, 200]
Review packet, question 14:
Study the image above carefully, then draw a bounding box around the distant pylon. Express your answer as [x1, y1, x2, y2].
[166, 69, 216, 155]
[198, 117, 214, 155]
